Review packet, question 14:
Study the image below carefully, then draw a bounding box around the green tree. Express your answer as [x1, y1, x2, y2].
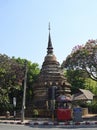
[85, 78, 97, 95]
[0, 54, 25, 112]
[0, 54, 40, 113]
[11, 57, 40, 110]
[25, 61, 40, 108]
[66, 69, 86, 94]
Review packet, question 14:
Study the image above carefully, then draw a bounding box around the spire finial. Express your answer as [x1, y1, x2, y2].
[48, 22, 51, 32]
[47, 22, 53, 54]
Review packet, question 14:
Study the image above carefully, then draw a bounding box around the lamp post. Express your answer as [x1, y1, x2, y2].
[21, 61, 28, 122]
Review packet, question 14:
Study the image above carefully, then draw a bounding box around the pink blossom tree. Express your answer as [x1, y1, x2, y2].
[62, 39, 97, 81]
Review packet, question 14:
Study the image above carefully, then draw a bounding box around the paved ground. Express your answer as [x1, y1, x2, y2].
[0, 114, 97, 128]
[0, 124, 97, 130]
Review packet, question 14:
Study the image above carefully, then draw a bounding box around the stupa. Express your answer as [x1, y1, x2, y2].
[33, 25, 71, 110]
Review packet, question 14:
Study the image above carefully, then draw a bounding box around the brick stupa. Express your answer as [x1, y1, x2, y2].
[33, 26, 71, 110]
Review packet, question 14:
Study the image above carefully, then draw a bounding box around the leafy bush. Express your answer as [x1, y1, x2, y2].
[87, 101, 97, 114]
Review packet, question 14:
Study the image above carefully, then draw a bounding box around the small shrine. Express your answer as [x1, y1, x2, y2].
[33, 25, 71, 116]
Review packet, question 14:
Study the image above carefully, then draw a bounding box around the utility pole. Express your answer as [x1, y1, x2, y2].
[21, 61, 28, 122]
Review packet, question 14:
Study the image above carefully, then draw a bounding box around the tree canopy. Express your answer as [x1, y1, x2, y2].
[65, 69, 86, 94]
[0, 54, 40, 113]
[62, 39, 97, 81]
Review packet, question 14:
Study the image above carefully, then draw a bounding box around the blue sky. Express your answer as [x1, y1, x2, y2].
[0, 0, 97, 66]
